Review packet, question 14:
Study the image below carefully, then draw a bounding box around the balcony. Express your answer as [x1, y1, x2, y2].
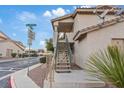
[58, 22, 73, 32]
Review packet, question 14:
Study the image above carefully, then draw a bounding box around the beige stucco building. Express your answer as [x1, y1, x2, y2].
[0, 31, 25, 58]
[52, 5, 124, 68]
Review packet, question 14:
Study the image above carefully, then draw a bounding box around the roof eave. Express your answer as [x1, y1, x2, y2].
[73, 16, 124, 41]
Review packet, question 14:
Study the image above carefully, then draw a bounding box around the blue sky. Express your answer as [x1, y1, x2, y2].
[0, 5, 124, 49]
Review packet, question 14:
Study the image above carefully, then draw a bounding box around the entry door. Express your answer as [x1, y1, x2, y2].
[6, 49, 13, 57]
[111, 39, 124, 50]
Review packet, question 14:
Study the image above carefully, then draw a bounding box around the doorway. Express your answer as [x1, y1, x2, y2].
[6, 49, 13, 57]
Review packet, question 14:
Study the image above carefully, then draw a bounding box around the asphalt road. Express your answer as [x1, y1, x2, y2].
[0, 57, 41, 88]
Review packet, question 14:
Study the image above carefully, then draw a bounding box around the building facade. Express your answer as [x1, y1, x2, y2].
[51, 5, 124, 68]
[0, 31, 25, 58]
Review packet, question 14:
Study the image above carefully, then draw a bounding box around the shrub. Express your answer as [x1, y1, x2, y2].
[85, 46, 124, 88]
[22, 53, 28, 58]
[11, 53, 17, 58]
[18, 54, 22, 58]
[30, 53, 38, 57]
[0, 53, 2, 57]
[39, 57, 46, 64]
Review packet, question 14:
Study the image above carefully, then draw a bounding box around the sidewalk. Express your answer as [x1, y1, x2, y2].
[10, 63, 41, 88]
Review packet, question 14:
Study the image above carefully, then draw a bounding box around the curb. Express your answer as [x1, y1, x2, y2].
[10, 63, 41, 88]
[9, 76, 16, 88]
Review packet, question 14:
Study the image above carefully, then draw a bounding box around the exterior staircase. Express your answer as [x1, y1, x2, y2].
[55, 34, 72, 73]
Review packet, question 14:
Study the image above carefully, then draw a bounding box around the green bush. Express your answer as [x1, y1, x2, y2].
[18, 54, 22, 58]
[11, 53, 17, 58]
[22, 53, 28, 58]
[30, 53, 38, 57]
[0, 53, 2, 57]
[39, 57, 46, 64]
[85, 46, 124, 88]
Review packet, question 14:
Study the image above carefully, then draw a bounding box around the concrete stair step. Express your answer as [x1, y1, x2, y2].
[58, 50, 67, 51]
[56, 65, 71, 68]
[57, 58, 69, 60]
[56, 67, 71, 69]
[58, 55, 68, 57]
[58, 54, 68, 56]
[56, 64, 71, 67]
[55, 69, 71, 73]
[56, 64, 70, 66]
[58, 58, 68, 60]
[57, 63, 70, 65]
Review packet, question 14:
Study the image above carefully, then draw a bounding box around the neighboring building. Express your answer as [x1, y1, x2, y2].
[37, 49, 44, 56]
[25, 48, 51, 56]
[51, 5, 124, 69]
[25, 48, 37, 56]
[0, 31, 25, 58]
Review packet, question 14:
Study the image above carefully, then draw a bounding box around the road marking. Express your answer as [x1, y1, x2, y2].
[0, 67, 23, 70]
[0, 67, 10, 69]
[0, 63, 40, 81]
[0, 70, 15, 72]
[0, 68, 23, 80]
[0, 73, 12, 81]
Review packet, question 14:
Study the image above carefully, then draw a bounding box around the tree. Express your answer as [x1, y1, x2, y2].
[45, 38, 54, 52]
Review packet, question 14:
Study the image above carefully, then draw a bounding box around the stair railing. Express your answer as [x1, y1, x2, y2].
[54, 32, 59, 70]
[65, 33, 73, 64]
[45, 31, 59, 88]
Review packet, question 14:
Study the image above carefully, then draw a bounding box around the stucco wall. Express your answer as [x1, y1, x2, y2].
[73, 14, 116, 33]
[66, 32, 74, 42]
[0, 41, 24, 57]
[75, 21, 124, 68]
[74, 36, 88, 68]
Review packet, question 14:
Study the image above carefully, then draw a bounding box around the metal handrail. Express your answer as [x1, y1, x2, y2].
[46, 32, 73, 87]
[54, 32, 59, 70]
[65, 33, 73, 64]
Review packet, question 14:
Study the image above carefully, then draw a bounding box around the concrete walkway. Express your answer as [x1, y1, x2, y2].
[44, 70, 106, 88]
[10, 63, 106, 88]
[10, 63, 41, 88]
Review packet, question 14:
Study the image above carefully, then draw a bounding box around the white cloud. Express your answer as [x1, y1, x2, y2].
[43, 7, 70, 17]
[0, 18, 3, 24]
[80, 5, 94, 8]
[12, 33, 16, 37]
[52, 8, 66, 17]
[17, 11, 37, 22]
[40, 40, 45, 48]
[66, 9, 70, 13]
[43, 10, 52, 17]
[73, 5, 95, 10]
[73, 6, 77, 9]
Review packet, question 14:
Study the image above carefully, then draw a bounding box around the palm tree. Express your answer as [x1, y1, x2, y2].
[85, 46, 124, 87]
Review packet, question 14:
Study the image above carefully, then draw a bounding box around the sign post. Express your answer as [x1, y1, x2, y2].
[26, 24, 36, 76]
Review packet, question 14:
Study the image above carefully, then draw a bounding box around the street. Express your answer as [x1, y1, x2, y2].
[0, 57, 40, 88]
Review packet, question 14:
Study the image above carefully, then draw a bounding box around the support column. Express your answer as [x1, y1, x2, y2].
[53, 25, 58, 48]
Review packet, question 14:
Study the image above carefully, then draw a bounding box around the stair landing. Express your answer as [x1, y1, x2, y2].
[51, 70, 105, 88]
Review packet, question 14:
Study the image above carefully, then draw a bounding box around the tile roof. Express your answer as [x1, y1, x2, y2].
[0, 31, 25, 51]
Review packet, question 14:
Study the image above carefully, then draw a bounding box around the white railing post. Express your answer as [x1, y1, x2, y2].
[44, 25, 58, 88]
